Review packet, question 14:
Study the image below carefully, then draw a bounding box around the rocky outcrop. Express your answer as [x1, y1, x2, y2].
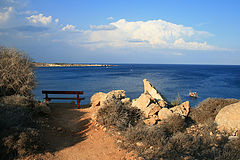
[90, 92, 106, 107]
[170, 101, 190, 117]
[90, 90, 126, 120]
[215, 101, 240, 133]
[143, 79, 166, 101]
[91, 79, 192, 126]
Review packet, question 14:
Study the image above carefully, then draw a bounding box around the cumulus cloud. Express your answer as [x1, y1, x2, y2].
[81, 18, 220, 51]
[26, 13, 52, 25]
[90, 24, 117, 30]
[0, 7, 13, 22]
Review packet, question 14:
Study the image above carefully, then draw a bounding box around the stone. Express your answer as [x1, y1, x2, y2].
[121, 98, 131, 104]
[90, 92, 106, 107]
[170, 101, 190, 117]
[143, 79, 166, 101]
[132, 93, 151, 111]
[136, 142, 144, 147]
[158, 100, 167, 107]
[104, 90, 126, 103]
[215, 101, 240, 133]
[143, 117, 156, 125]
[158, 108, 174, 120]
[57, 127, 62, 131]
[228, 136, 239, 141]
[145, 103, 161, 117]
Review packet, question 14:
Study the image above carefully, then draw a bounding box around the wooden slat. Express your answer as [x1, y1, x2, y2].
[42, 90, 83, 94]
[44, 97, 85, 100]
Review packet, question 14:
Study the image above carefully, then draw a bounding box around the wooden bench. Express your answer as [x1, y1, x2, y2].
[42, 90, 85, 109]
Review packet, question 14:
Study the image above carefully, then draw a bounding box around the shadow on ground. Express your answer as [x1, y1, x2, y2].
[41, 103, 91, 153]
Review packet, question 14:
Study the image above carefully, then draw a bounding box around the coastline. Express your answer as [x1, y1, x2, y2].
[32, 62, 115, 67]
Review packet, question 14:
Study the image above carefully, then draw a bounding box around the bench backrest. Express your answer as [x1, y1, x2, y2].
[42, 90, 84, 94]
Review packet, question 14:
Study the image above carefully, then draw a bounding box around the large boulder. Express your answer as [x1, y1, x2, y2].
[104, 90, 126, 104]
[145, 103, 161, 117]
[90, 92, 107, 107]
[158, 108, 174, 120]
[170, 101, 190, 117]
[143, 79, 166, 101]
[132, 93, 152, 111]
[215, 101, 240, 133]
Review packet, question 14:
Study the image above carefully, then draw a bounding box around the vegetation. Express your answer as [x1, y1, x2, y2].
[0, 47, 49, 159]
[96, 98, 240, 160]
[0, 46, 36, 97]
[171, 92, 182, 106]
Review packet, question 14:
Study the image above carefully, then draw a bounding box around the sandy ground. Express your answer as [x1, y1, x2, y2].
[31, 103, 128, 160]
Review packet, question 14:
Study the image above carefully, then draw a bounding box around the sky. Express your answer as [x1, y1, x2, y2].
[0, 0, 240, 65]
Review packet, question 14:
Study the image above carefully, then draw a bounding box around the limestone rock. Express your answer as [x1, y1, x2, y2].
[104, 90, 126, 102]
[158, 108, 174, 120]
[158, 100, 167, 108]
[132, 93, 151, 111]
[170, 101, 190, 117]
[143, 117, 156, 125]
[143, 79, 165, 101]
[145, 103, 161, 117]
[90, 92, 106, 107]
[215, 101, 240, 133]
[121, 98, 131, 104]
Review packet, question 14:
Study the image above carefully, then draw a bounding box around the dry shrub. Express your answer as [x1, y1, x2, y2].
[171, 93, 182, 106]
[34, 101, 51, 115]
[2, 128, 41, 158]
[1, 95, 33, 107]
[189, 98, 239, 124]
[97, 100, 141, 131]
[0, 105, 44, 159]
[0, 47, 36, 97]
[163, 115, 187, 134]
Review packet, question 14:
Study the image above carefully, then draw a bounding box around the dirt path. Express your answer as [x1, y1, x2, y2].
[40, 103, 127, 160]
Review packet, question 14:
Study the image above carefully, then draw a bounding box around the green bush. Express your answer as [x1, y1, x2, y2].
[0, 47, 36, 97]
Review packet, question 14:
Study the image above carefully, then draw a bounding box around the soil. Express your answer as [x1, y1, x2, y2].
[26, 103, 129, 160]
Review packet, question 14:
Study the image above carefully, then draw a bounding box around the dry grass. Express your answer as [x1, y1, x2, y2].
[0, 46, 36, 97]
[189, 98, 239, 125]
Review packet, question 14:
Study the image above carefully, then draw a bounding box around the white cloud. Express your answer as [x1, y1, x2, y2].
[61, 24, 81, 32]
[107, 16, 114, 20]
[90, 24, 117, 30]
[26, 13, 52, 25]
[0, 7, 13, 22]
[55, 18, 59, 23]
[80, 19, 221, 51]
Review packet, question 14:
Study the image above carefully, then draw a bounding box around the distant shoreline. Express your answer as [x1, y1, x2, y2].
[32, 62, 115, 67]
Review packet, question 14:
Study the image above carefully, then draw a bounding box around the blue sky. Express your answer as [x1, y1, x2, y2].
[0, 0, 240, 64]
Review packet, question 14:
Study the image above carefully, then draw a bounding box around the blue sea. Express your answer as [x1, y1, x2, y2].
[33, 64, 240, 107]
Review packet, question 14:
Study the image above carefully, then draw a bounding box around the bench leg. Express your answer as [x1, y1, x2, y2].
[77, 94, 80, 109]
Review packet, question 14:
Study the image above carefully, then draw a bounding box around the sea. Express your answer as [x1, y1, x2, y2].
[33, 64, 240, 107]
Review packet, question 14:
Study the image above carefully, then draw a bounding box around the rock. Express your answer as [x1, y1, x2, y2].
[215, 101, 240, 133]
[132, 93, 151, 111]
[158, 100, 167, 107]
[104, 90, 126, 103]
[145, 103, 161, 117]
[170, 101, 190, 117]
[143, 117, 156, 125]
[136, 142, 144, 147]
[90, 92, 106, 107]
[57, 127, 62, 131]
[143, 79, 166, 101]
[228, 136, 239, 141]
[158, 108, 174, 120]
[121, 98, 131, 104]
